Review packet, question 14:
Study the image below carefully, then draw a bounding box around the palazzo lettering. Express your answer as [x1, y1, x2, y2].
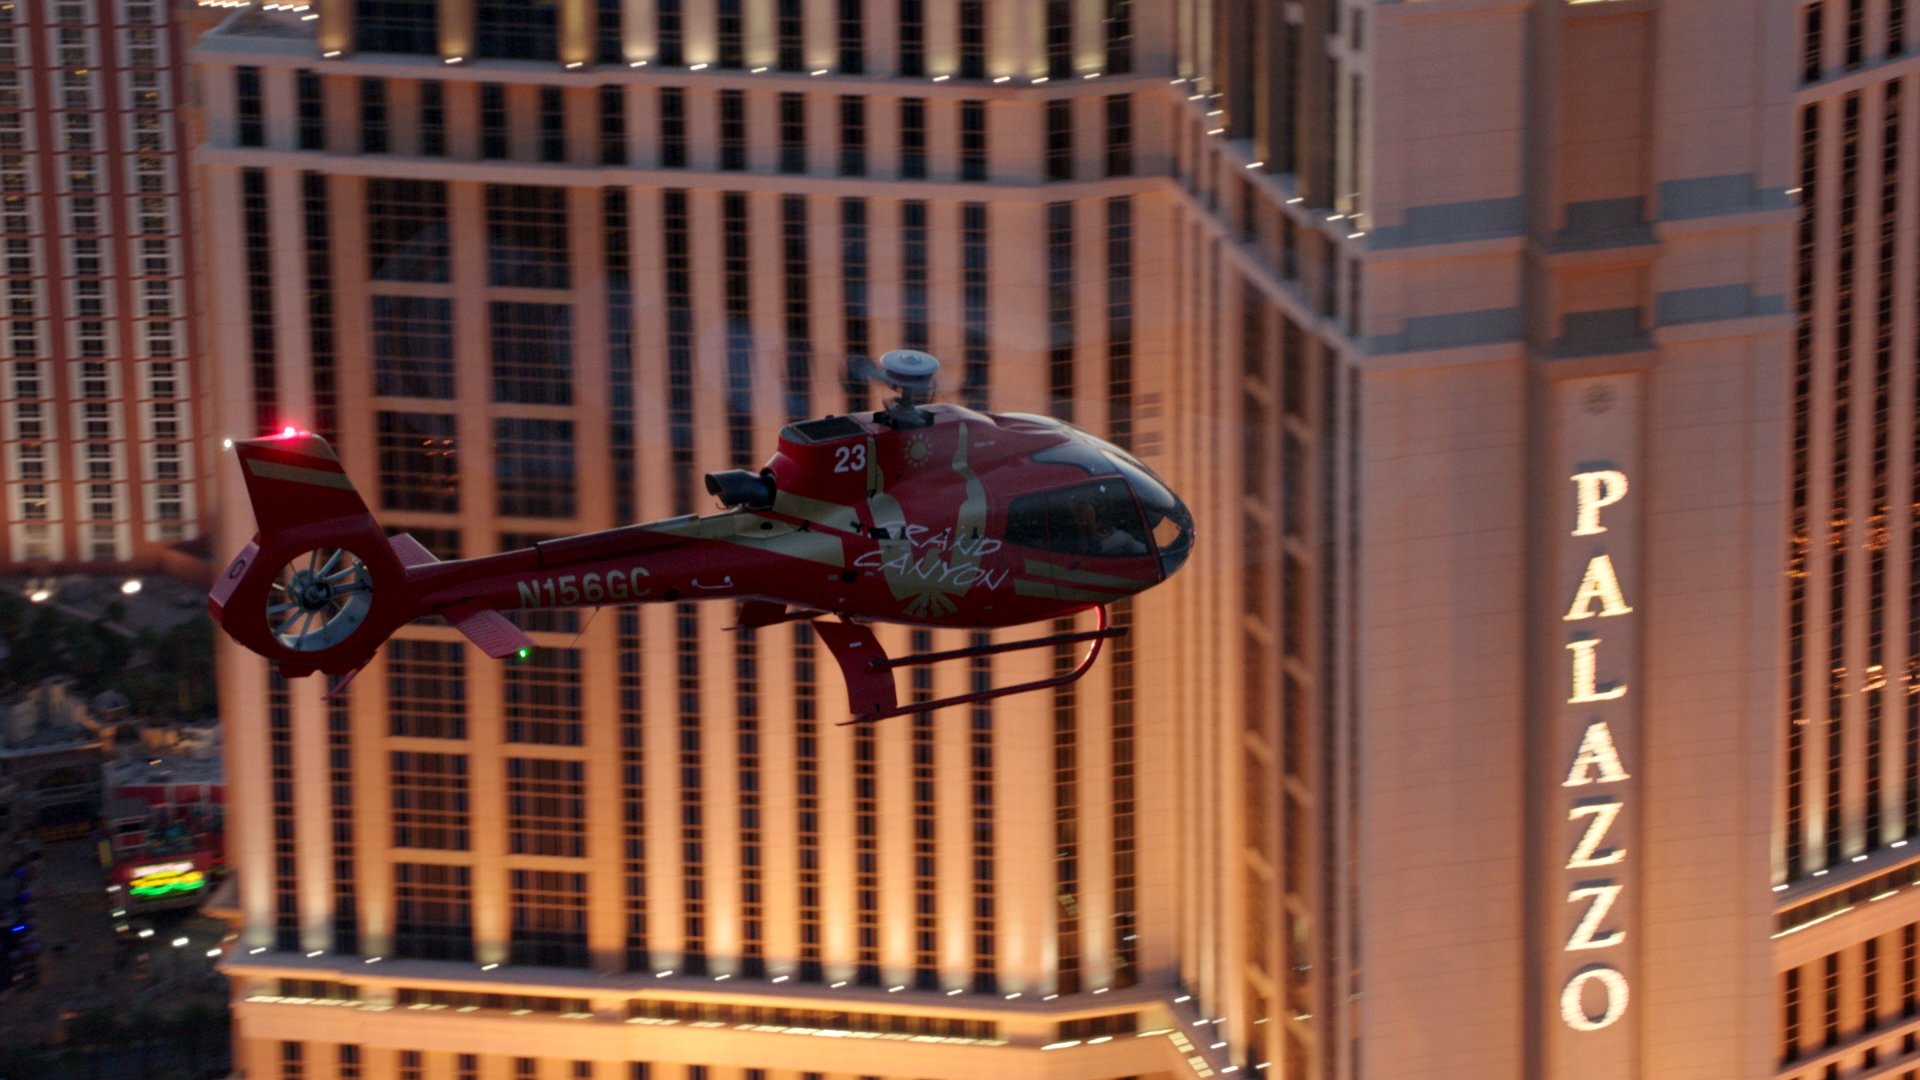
[1558, 469, 1633, 1032]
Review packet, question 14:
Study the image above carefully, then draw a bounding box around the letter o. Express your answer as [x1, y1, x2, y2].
[1560, 966, 1629, 1032]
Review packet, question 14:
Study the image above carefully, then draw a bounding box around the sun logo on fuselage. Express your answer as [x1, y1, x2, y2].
[905, 433, 934, 468]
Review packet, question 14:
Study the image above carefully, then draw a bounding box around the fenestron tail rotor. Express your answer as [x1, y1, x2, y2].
[267, 547, 373, 653]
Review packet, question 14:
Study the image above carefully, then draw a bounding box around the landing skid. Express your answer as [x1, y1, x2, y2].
[814, 606, 1125, 725]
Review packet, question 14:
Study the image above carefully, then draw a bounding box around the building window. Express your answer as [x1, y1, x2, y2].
[512, 870, 589, 967]
[961, 202, 990, 409]
[838, 0, 864, 73]
[400, 1051, 423, 1080]
[375, 411, 459, 514]
[280, 1042, 304, 1080]
[494, 417, 576, 519]
[1047, 202, 1074, 417]
[367, 178, 450, 283]
[236, 66, 263, 147]
[371, 295, 455, 400]
[1847, 0, 1864, 68]
[901, 202, 929, 348]
[1893, 0, 1908, 54]
[1804, 2, 1824, 82]
[419, 81, 446, 156]
[296, 70, 324, 150]
[719, 90, 747, 170]
[778, 0, 804, 70]
[780, 93, 807, 173]
[355, 0, 438, 54]
[1046, 99, 1073, 181]
[540, 86, 566, 162]
[509, 758, 587, 856]
[361, 78, 389, 154]
[1046, 0, 1073, 78]
[663, 191, 698, 510]
[1105, 94, 1131, 176]
[597, 0, 623, 63]
[388, 639, 467, 738]
[840, 198, 871, 408]
[394, 863, 473, 961]
[339, 1045, 362, 1080]
[659, 87, 687, 167]
[960, 100, 987, 181]
[839, 96, 867, 176]
[390, 751, 470, 850]
[675, 605, 709, 971]
[899, 98, 926, 178]
[898, 0, 924, 75]
[722, 193, 755, 465]
[490, 302, 574, 406]
[505, 646, 585, 744]
[1105, 0, 1132, 73]
[487, 185, 572, 289]
[657, 0, 684, 65]
[718, 0, 744, 66]
[477, 0, 558, 61]
[599, 85, 627, 165]
[481, 83, 509, 159]
[959, 1, 986, 78]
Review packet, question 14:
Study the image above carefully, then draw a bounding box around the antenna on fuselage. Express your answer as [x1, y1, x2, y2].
[872, 349, 941, 429]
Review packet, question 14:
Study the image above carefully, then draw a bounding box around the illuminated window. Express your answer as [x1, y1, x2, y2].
[492, 419, 580, 519]
[394, 863, 473, 961]
[366, 178, 450, 283]
[388, 639, 467, 738]
[505, 646, 584, 745]
[508, 757, 587, 857]
[375, 411, 459, 514]
[372, 296, 454, 400]
[390, 751, 470, 850]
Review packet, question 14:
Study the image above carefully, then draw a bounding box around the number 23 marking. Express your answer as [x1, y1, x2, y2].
[833, 444, 867, 473]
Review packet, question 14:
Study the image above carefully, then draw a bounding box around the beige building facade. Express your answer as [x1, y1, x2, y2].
[192, 1, 1850, 1078]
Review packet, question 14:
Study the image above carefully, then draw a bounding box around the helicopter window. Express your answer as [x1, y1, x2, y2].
[1004, 480, 1150, 557]
[1031, 442, 1119, 475]
[785, 416, 867, 443]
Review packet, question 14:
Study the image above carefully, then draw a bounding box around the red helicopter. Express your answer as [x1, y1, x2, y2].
[208, 351, 1194, 724]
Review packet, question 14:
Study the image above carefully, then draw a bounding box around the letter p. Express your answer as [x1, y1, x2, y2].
[1571, 470, 1629, 537]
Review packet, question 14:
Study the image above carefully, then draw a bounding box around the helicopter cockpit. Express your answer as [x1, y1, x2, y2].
[1010, 425, 1195, 581]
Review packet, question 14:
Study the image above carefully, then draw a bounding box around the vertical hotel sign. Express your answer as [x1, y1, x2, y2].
[1548, 375, 1639, 1075]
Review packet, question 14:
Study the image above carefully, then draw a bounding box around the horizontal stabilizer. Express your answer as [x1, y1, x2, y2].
[388, 532, 439, 568]
[447, 604, 536, 660]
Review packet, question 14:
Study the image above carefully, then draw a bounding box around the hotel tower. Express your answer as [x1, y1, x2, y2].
[193, 0, 1842, 1078]
[0, 0, 215, 571]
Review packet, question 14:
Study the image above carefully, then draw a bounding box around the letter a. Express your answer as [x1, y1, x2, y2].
[1566, 639, 1627, 703]
[1564, 555, 1633, 621]
[1563, 721, 1631, 787]
[1571, 470, 1629, 537]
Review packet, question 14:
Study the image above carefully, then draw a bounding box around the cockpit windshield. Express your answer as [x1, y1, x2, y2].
[1099, 449, 1195, 577]
[1004, 479, 1151, 558]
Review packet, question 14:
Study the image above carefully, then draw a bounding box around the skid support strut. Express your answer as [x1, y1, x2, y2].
[814, 606, 1126, 724]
